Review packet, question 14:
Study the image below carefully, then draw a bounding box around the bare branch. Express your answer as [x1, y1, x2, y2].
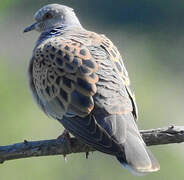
[0, 125, 184, 163]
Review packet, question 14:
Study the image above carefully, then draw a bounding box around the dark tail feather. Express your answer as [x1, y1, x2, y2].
[116, 115, 160, 175]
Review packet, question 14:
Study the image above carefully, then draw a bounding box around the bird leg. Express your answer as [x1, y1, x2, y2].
[57, 129, 71, 139]
[57, 130, 90, 160]
[57, 129, 71, 162]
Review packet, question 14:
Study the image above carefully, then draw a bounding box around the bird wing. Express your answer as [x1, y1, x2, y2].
[100, 34, 138, 120]
[30, 36, 99, 119]
[86, 33, 137, 143]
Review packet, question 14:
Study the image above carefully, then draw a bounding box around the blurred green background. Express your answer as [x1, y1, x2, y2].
[0, 0, 184, 179]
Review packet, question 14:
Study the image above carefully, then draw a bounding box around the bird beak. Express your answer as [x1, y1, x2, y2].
[23, 22, 38, 33]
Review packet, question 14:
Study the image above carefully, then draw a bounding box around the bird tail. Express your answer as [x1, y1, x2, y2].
[116, 118, 160, 175]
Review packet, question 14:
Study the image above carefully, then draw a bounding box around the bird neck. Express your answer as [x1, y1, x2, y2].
[35, 24, 83, 48]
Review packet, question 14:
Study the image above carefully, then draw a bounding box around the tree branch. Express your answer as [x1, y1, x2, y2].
[0, 125, 184, 163]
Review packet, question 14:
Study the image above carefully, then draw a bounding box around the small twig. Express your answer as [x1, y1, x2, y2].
[0, 125, 184, 164]
[140, 125, 184, 145]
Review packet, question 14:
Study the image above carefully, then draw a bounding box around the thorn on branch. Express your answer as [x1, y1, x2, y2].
[24, 140, 28, 144]
[169, 125, 174, 130]
[0, 159, 4, 164]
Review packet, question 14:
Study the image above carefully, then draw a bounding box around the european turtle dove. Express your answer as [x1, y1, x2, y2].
[24, 4, 160, 175]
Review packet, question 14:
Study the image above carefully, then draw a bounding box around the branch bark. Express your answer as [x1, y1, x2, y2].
[0, 125, 184, 163]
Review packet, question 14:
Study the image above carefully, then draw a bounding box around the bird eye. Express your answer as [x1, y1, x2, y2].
[43, 12, 53, 20]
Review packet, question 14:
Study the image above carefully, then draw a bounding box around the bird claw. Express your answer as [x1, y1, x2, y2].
[85, 152, 89, 159]
[57, 129, 72, 161]
[63, 154, 68, 162]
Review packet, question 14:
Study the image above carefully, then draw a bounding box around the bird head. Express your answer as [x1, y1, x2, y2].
[23, 4, 82, 33]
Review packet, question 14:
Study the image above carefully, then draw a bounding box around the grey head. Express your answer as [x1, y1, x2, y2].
[24, 4, 82, 33]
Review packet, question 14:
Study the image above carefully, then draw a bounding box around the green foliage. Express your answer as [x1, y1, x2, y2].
[0, 0, 21, 12]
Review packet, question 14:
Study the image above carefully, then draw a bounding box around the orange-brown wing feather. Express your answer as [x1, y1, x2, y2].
[100, 34, 138, 120]
[31, 36, 98, 118]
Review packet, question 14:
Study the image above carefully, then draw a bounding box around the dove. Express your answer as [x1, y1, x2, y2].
[24, 4, 160, 175]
